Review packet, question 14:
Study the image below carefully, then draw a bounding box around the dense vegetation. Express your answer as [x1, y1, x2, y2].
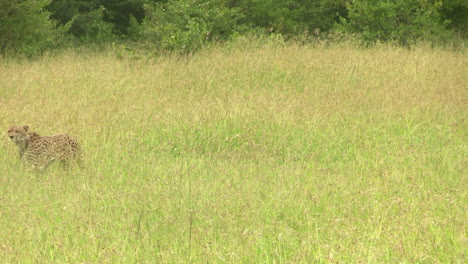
[1, 1, 466, 262]
[1, 42, 466, 263]
[1, 0, 466, 56]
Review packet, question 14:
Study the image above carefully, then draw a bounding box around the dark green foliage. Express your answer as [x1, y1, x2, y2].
[295, 0, 349, 34]
[0, 0, 65, 57]
[0, 0, 466, 57]
[100, 0, 146, 35]
[439, 0, 468, 37]
[47, 0, 94, 26]
[341, 0, 453, 46]
[68, 6, 114, 43]
[230, 0, 348, 35]
[140, 0, 242, 53]
[47, 0, 110, 42]
[47, 0, 146, 42]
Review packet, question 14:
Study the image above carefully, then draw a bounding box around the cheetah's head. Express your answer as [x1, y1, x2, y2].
[7, 125, 29, 143]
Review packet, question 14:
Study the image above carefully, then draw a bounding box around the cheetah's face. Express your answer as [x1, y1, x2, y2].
[7, 125, 29, 143]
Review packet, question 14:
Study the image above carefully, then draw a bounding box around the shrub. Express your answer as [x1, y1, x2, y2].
[68, 6, 114, 43]
[340, 0, 452, 46]
[0, 0, 66, 57]
[139, 0, 242, 53]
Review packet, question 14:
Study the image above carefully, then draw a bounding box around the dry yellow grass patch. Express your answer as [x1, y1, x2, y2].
[0, 42, 466, 263]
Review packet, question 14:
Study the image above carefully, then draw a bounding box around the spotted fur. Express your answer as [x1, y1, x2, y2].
[7, 125, 81, 170]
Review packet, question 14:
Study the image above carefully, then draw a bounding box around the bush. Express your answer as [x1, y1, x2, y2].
[439, 0, 468, 38]
[68, 6, 114, 43]
[340, 0, 453, 46]
[47, 0, 146, 37]
[139, 0, 242, 53]
[0, 0, 66, 57]
[232, 0, 348, 36]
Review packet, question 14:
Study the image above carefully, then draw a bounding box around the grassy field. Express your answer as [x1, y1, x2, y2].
[0, 41, 466, 263]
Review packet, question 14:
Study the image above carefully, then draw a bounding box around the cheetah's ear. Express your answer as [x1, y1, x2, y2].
[23, 125, 29, 131]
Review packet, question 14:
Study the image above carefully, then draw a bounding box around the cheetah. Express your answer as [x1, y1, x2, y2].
[7, 125, 81, 170]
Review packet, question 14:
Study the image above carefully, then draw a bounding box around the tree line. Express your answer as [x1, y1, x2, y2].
[1, 0, 466, 57]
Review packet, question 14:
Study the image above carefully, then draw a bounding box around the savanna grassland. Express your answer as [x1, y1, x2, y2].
[0, 41, 466, 263]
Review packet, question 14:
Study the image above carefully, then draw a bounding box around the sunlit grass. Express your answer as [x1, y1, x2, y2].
[0, 41, 466, 263]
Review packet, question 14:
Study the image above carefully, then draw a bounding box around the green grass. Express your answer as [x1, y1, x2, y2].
[0, 42, 466, 263]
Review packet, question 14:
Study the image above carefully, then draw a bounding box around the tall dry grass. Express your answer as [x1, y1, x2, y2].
[0, 41, 466, 263]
